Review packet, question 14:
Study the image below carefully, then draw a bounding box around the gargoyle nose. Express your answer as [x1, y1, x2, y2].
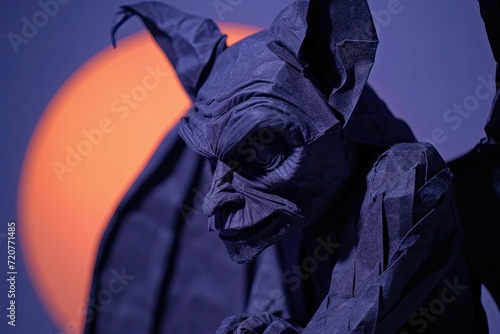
[202, 161, 244, 217]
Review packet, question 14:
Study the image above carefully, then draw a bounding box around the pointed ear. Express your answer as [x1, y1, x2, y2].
[268, 0, 378, 125]
[112, 1, 228, 101]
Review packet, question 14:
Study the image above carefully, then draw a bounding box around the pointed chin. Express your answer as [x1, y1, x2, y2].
[216, 212, 308, 263]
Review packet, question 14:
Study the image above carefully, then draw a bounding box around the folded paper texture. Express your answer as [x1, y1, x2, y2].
[84, 1, 495, 333]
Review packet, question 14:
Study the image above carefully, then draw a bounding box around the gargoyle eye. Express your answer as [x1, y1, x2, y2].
[230, 127, 289, 175]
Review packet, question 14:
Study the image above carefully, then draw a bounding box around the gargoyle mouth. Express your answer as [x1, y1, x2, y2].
[215, 211, 307, 263]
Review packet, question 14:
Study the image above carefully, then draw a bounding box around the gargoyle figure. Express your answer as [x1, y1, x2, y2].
[84, 1, 492, 333]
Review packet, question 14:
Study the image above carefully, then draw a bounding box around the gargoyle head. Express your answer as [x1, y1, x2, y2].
[113, 0, 378, 263]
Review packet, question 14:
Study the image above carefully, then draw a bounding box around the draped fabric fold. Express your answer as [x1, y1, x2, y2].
[302, 144, 474, 334]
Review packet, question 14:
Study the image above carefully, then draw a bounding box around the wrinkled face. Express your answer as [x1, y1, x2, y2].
[180, 104, 353, 263]
[112, 0, 377, 263]
[178, 35, 354, 263]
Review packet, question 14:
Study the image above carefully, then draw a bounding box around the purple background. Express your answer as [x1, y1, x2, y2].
[0, 0, 499, 333]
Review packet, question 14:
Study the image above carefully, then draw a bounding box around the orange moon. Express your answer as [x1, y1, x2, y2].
[18, 23, 260, 333]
